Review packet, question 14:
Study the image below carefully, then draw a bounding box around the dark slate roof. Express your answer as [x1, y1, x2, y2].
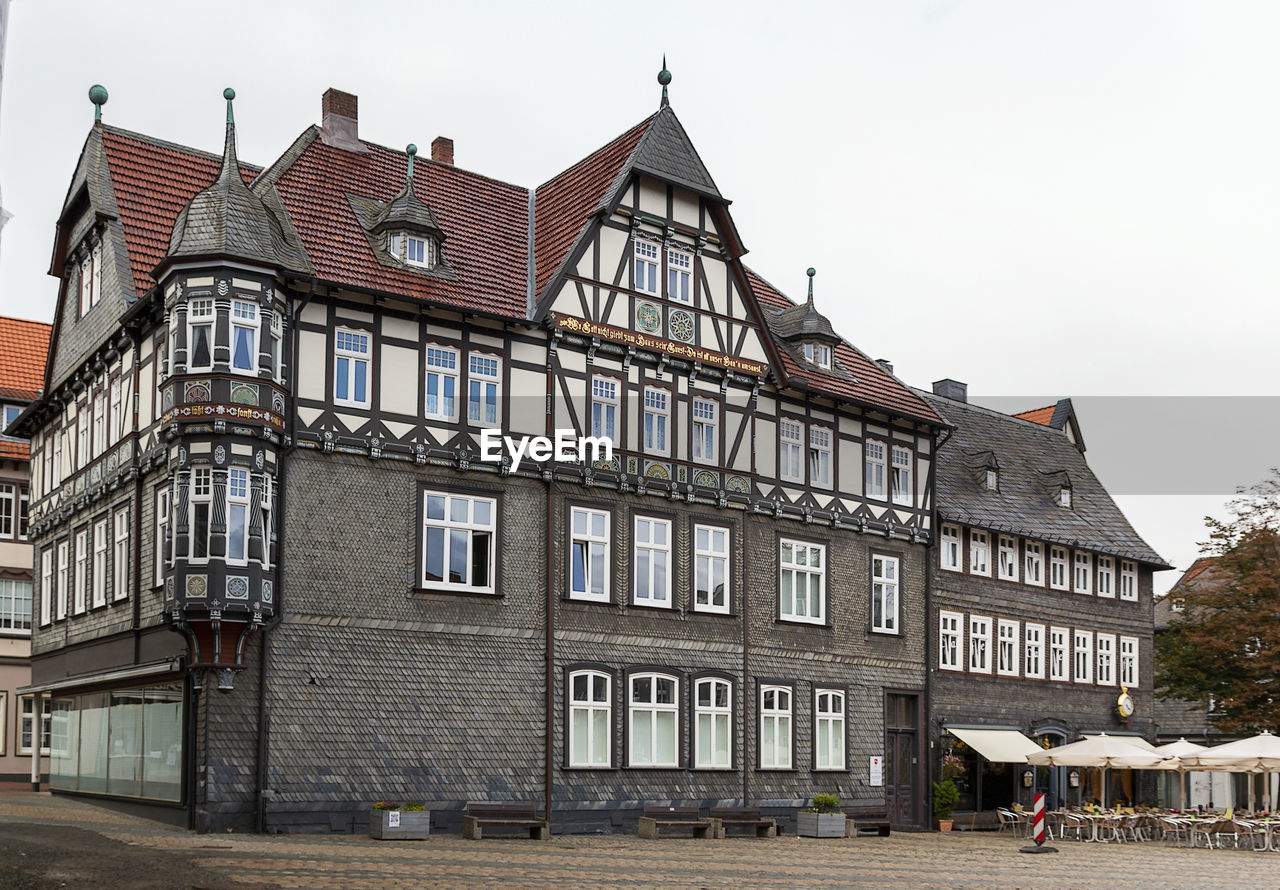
[371, 178, 445, 240]
[767, 296, 840, 343]
[167, 122, 307, 273]
[918, 389, 1168, 566]
[619, 105, 721, 201]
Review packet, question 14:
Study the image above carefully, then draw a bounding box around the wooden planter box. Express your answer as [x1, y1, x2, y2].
[370, 809, 431, 840]
[797, 812, 846, 838]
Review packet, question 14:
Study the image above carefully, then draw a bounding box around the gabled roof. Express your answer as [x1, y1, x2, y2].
[621, 105, 721, 201]
[0, 316, 52, 402]
[1014, 397, 1085, 452]
[271, 131, 529, 316]
[918, 389, 1168, 566]
[100, 125, 260, 295]
[748, 270, 943, 426]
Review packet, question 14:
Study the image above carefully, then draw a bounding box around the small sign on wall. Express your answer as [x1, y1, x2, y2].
[869, 756, 884, 786]
[388, 811, 401, 828]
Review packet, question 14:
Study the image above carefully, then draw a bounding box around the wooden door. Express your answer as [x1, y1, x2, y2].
[884, 692, 921, 829]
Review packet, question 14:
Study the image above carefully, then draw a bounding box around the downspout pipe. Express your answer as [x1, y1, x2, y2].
[925, 424, 954, 827]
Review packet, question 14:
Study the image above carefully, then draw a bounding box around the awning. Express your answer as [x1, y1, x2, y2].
[948, 727, 1042, 763]
[17, 659, 182, 695]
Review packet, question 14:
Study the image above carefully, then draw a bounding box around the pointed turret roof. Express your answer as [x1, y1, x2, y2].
[165, 91, 305, 274]
[767, 269, 840, 343]
[370, 146, 446, 241]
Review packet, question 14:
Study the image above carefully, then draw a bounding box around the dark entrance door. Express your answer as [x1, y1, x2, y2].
[884, 692, 921, 829]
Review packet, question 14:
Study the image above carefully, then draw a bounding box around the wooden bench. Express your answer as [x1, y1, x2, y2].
[843, 806, 892, 837]
[709, 806, 777, 838]
[461, 803, 549, 840]
[637, 805, 718, 839]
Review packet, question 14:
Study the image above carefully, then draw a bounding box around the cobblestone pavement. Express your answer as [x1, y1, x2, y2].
[3, 792, 1279, 889]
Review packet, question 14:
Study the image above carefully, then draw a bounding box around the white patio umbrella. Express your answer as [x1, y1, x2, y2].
[1026, 733, 1168, 808]
[1180, 730, 1280, 812]
[1152, 738, 1210, 810]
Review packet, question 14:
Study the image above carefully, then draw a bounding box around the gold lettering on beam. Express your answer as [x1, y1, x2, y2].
[552, 313, 766, 376]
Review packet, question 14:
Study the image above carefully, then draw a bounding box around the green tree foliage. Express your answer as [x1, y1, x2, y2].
[1156, 471, 1280, 732]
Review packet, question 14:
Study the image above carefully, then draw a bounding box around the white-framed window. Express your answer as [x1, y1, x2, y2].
[693, 523, 729, 613]
[779, 539, 825, 624]
[569, 506, 610, 602]
[810, 425, 833, 489]
[19, 695, 51, 756]
[420, 490, 495, 593]
[1024, 541, 1044, 586]
[112, 508, 129, 601]
[694, 677, 732, 769]
[91, 390, 106, 458]
[0, 579, 31, 634]
[39, 549, 52, 626]
[814, 689, 846, 770]
[187, 298, 215, 371]
[803, 342, 831, 369]
[1073, 552, 1092, 594]
[968, 615, 992, 674]
[969, 529, 990, 576]
[51, 430, 62, 488]
[76, 406, 88, 469]
[986, 468, 999, 491]
[1120, 561, 1138, 601]
[1096, 633, 1116, 686]
[759, 685, 792, 769]
[56, 540, 69, 620]
[691, 397, 718, 464]
[424, 344, 459, 421]
[628, 673, 678, 767]
[467, 353, 501, 425]
[92, 518, 108, 607]
[189, 469, 211, 563]
[666, 246, 693, 303]
[871, 553, 899, 634]
[891, 445, 912, 505]
[334, 327, 371, 409]
[0, 483, 13, 538]
[230, 299, 258, 372]
[940, 524, 962, 572]
[267, 312, 282, 381]
[1060, 486, 1072, 508]
[997, 536, 1019, 582]
[79, 251, 94, 317]
[590, 375, 619, 441]
[568, 670, 611, 768]
[108, 378, 123, 445]
[1049, 546, 1068, 590]
[642, 386, 669, 456]
[390, 233, 434, 268]
[633, 516, 672, 608]
[73, 529, 87, 615]
[864, 439, 886, 500]
[1049, 627, 1068, 681]
[1073, 631, 1093, 683]
[226, 469, 249, 564]
[779, 418, 804, 483]
[997, 619, 1020, 677]
[261, 475, 274, 570]
[91, 243, 102, 309]
[634, 238, 659, 295]
[1025, 623, 1045, 679]
[1119, 636, 1139, 688]
[154, 487, 169, 587]
[939, 610, 963, 671]
[1, 402, 20, 432]
[1096, 556, 1115, 598]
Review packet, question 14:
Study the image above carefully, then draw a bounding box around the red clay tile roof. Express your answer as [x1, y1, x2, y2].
[746, 271, 943, 425]
[0, 441, 30, 460]
[0, 316, 51, 401]
[534, 115, 653, 298]
[101, 126, 259, 295]
[273, 133, 530, 316]
[1174, 556, 1219, 588]
[1014, 404, 1056, 426]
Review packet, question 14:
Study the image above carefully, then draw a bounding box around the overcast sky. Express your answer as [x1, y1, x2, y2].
[2, 1, 1275, 591]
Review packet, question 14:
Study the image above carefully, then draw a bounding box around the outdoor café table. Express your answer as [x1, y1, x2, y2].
[1078, 812, 1108, 842]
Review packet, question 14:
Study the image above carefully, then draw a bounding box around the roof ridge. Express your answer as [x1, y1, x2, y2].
[0, 314, 53, 329]
[914, 387, 1075, 436]
[350, 136, 530, 193]
[101, 123, 263, 171]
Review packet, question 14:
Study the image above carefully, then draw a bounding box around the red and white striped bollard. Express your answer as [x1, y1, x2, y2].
[1032, 793, 1045, 845]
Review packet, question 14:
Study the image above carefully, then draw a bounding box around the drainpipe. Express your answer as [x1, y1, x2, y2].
[926, 425, 953, 827]
[543, 349, 555, 830]
[742, 509, 750, 804]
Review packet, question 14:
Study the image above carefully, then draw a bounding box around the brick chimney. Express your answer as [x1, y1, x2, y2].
[932, 378, 968, 403]
[319, 88, 367, 153]
[431, 136, 454, 165]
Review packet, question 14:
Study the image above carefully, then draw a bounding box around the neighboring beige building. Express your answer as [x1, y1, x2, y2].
[0, 315, 50, 784]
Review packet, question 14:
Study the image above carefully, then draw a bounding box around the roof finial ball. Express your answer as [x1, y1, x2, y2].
[224, 87, 236, 124]
[406, 143, 418, 180]
[807, 267, 816, 304]
[88, 84, 108, 123]
[658, 55, 671, 107]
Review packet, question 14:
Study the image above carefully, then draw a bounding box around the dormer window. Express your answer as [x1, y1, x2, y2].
[390, 233, 436, 269]
[986, 469, 999, 491]
[1060, 487, 1072, 508]
[803, 342, 831, 369]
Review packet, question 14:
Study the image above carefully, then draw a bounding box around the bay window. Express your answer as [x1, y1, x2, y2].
[226, 470, 249, 564]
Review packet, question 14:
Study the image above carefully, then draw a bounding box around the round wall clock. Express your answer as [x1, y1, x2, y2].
[1116, 689, 1135, 718]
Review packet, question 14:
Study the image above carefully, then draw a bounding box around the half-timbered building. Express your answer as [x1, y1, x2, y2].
[919, 384, 1169, 815]
[14, 75, 948, 832]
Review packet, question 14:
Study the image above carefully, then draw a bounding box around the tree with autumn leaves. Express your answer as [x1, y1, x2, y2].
[1156, 471, 1280, 732]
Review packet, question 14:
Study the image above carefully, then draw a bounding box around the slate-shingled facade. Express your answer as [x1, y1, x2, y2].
[15, 84, 952, 833]
[918, 384, 1169, 812]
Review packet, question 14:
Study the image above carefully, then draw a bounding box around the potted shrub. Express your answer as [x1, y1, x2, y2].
[933, 778, 959, 831]
[369, 799, 431, 840]
[797, 793, 846, 838]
